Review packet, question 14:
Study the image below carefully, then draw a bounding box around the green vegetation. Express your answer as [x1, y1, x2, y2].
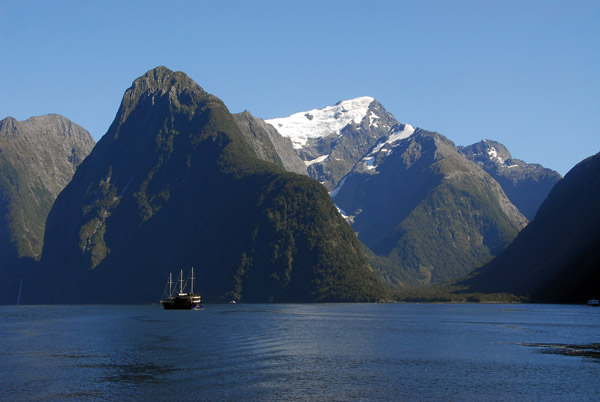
[389, 286, 525, 303]
[335, 131, 525, 290]
[0, 115, 94, 304]
[38, 67, 384, 304]
[385, 179, 519, 284]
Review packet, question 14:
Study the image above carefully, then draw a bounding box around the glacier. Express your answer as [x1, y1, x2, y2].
[265, 96, 375, 149]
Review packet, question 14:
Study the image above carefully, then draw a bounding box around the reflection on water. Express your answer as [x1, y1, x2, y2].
[519, 342, 600, 360]
[1, 304, 599, 401]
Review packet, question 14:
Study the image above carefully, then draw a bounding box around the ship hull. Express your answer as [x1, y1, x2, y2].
[161, 294, 203, 310]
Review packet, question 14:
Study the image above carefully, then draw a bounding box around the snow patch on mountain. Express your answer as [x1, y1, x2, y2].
[265, 96, 375, 149]
[487, 147, 504, 164]
[386, 124, 415, 144]
[364, 156, 377, 170]
[369, 111, 380, 128]
[305, 154, 329, 166]
[357, 124, 415, 171]
[329, 124, 415, 198]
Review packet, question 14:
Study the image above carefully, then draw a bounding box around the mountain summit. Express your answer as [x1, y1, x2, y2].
[0, 114, 94, 261]
[266, 97, 399, 190]
[459, 140, 561, 220]
[266, 96, 377, 149]
[38, 67, 383, 303]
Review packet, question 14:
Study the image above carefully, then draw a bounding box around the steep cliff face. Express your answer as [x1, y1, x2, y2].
[233, 111, 307, 175]
[38, 67, 383, 304]
[0, 114, 95, 261]
[0, 114, 94, 304]
[332, 128, 527, 287]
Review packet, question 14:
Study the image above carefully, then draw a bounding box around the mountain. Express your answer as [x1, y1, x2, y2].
[232, 111, 307, 175]
[0, 115, 94, 303]
[0, 114, 95, 260]
[265, 97, 398, 190]
[36, 67, 383, 304]
[458, 140, 561, 220]
[331, 127, 528, 287]
[458, 151, 600, 303]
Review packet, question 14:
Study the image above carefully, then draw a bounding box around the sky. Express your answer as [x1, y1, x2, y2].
[1, 0, 598, 175]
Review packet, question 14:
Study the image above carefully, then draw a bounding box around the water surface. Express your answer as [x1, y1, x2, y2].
[1, 303, 598, 401]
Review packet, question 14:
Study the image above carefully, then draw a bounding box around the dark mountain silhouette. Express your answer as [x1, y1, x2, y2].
[458, 152, 600, 303]
[36, 67, 383, 304]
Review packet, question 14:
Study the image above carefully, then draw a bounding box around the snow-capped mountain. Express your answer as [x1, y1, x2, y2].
[263, 97, 561, 289]
[266, 97, 399, 190]
[266, 96, 376, 149]
[458, 140, 562, 220]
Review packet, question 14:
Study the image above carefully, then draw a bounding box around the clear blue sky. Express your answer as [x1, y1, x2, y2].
[1, 0, 598, 175]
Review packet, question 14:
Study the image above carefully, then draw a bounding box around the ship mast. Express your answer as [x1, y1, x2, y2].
[191, 267, 195, 294]
[168, 272, 173, 297]
[179, 269, 184, 294]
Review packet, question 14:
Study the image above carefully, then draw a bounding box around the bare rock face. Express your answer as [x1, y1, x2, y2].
[458, 140, 562, 220]
[0, 114, 95, 261]
[266, 97, 399, 190]
[233, 111, 307, 175]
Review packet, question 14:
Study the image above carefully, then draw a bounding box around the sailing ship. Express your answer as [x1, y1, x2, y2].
[160, 268, 203, 310]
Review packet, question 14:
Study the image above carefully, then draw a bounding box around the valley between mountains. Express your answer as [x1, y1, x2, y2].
[0, 67, 597, 304]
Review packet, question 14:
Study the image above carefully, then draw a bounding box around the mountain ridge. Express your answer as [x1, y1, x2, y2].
[233, 111, 307, 175]
[458, 140, 561, 220]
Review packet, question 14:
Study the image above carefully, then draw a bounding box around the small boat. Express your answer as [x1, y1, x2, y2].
[160, 268, 203, 310]
[588, 298, 599, 307]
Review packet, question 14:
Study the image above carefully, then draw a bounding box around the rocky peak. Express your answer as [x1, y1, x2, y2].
[0, 114, 95, 262]
[112, 67, 213, 132]
[0, 116, 18, 132]
[130, 66, 204, 97]
[458, 139, 562, 220]
[266, 97, 401, 190]
[459, 140, 514, 167]
[0, 114, 95, 193]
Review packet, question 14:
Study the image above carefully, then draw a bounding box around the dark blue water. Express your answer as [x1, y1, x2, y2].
[1, 303, 598, 401]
